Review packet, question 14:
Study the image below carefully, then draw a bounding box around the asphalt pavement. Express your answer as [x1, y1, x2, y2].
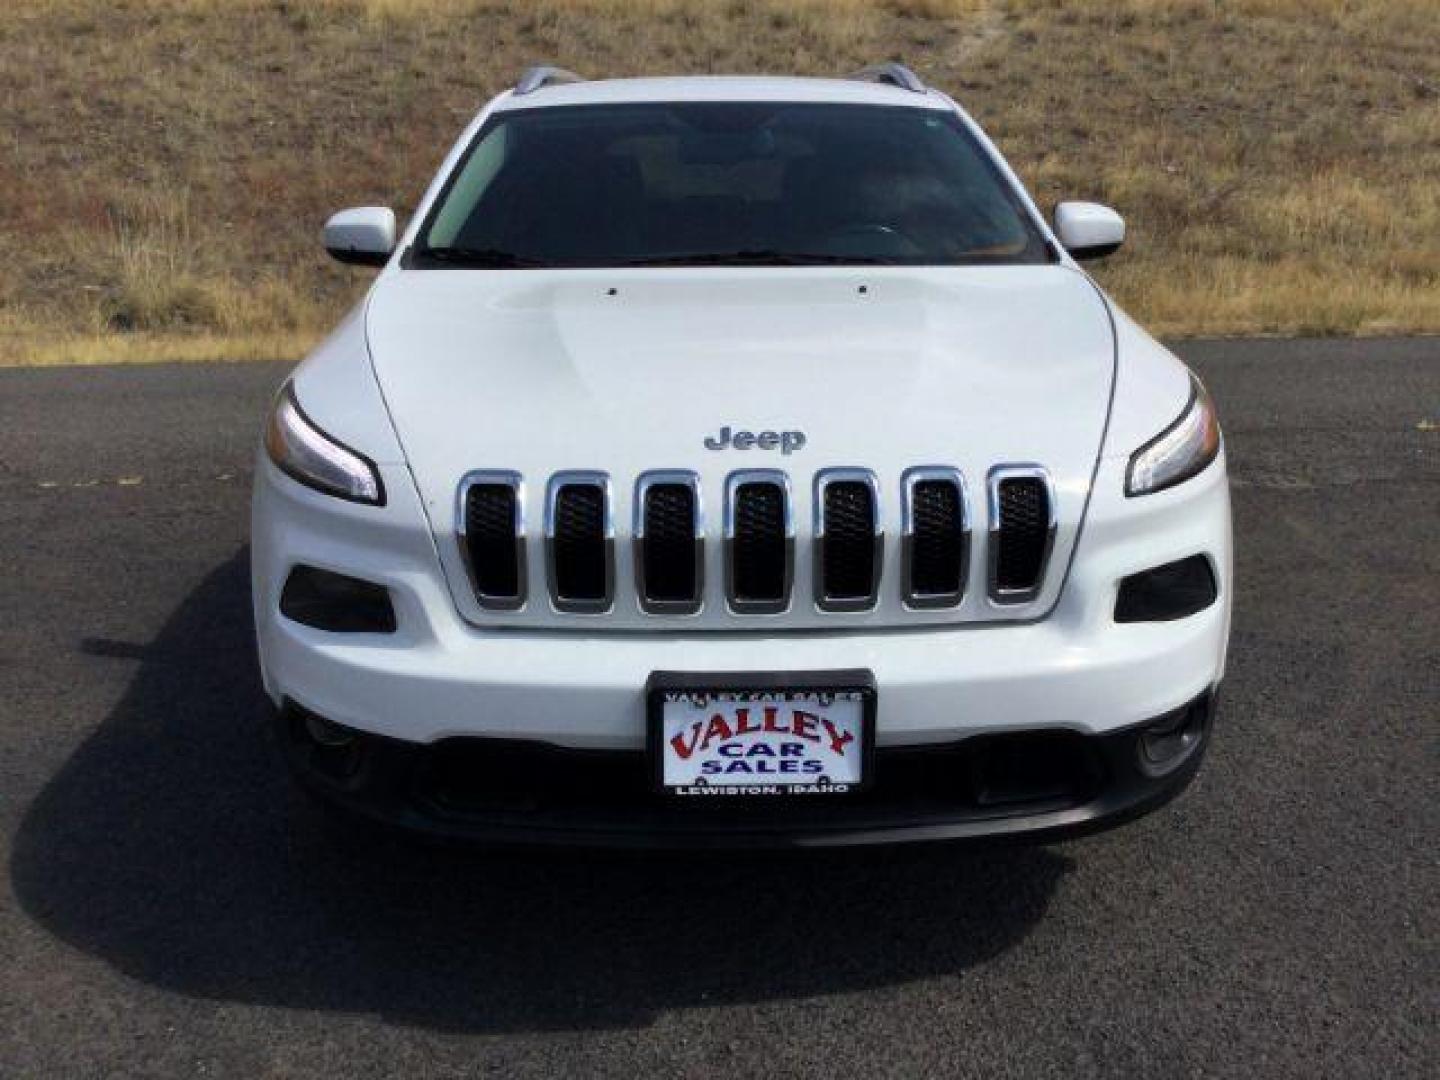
[0, 338, 1435, 1077]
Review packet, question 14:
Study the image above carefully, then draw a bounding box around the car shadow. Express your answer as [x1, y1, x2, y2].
[11, 550, 1070, 1034]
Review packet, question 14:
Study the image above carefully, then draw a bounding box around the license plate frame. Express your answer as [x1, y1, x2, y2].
[646, 670, 877, 798]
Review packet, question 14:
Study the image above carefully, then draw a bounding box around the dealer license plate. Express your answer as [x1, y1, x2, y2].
[648, 672, 875, 797]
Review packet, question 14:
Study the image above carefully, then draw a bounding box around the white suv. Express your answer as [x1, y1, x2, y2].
[252, 65, 1231, 846]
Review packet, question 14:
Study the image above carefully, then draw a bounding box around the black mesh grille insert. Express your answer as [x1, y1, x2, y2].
[552, 484, 608, 603]
[994, 477, 1050, 594]
[641, 483, 697, 605]
[731, 482, 787, 604]
[463, 483, 520, 601]
[821, 480, 877, 602]
[909, 479, 964, 599]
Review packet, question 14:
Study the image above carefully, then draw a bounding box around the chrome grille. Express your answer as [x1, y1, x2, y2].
[634, 471, 703, 614]
[814, 469, 883, 612]
[725, 470, 793, 614]
[987, 466, 1055, 603]
[901, 467, 968, 609]
[456, 465, 1058, 618]
[545, 472, 613, 613]
[458, 471, 525, 610]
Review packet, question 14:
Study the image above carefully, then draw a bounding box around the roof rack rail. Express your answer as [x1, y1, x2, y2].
[845, 62, 926, 94]
[514, 65, 585, 96]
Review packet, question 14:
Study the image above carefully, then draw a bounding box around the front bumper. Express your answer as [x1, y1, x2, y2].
[252, 452, 1232, 750]
[252, 441, 1230, 847]
[277, 691, 1214, 848]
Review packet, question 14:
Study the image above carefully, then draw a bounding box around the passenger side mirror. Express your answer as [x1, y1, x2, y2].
[1053, 202, 1125, 261]
[324, 207, 396, 267]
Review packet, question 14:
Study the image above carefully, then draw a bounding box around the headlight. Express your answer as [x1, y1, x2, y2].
[264, 382, 384, 505]
[1126, 375, 1221, 497]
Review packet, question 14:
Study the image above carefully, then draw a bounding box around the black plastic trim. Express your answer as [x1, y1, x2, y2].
[1115, 554, 1218, 623]
[276, 691, 1216, 849]
[279, 566, 397, 634]
[325, 246, 390, 268]
[1068, 241, 1122, 262]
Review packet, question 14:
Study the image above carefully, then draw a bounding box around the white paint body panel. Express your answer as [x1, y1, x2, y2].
[365, 264, 1114, 629]
[251, 75, 1232, 750]
[322, 207, 396, 262]
[251, 446, 1229, 749]
[1053, 201, 1126, 257]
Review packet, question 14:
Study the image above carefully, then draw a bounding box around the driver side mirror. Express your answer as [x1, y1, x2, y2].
[1053, 201, 1125, 261]
[324, 207, 396, 267]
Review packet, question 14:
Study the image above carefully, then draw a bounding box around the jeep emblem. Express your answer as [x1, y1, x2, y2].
[704, 426, 806, 455]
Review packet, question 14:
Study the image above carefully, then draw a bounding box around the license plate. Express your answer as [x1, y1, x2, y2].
[647, 671, 875, 797]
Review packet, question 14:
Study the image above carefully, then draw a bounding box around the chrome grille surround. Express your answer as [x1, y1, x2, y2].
[633, 470, 705, 615]
[813, 468, 884, 613]
[455, 464, 1062, 622]
[723, 469, 795, 615]
[900, 465, 970, 610]
[455, 470, 526, 611]
[544, 470, 614, 614]
[986, 464, 1056, 605]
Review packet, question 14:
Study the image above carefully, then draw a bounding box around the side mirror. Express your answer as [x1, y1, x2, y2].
[323, 207, 396, 267]
[1053, 201, 1125, 261]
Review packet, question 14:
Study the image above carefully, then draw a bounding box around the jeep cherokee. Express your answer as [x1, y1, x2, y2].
[252, 65, 1231, 846]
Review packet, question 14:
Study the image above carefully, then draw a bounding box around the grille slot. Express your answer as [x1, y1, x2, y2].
[725, 471, 792, 613]
[902, 468, 967, 608]
[546, 473, 613, 612]
[635, 472, 703, 614]
[459, 473, 524, 609]
[989, 467, 1054, 602]
[815, 470, 882, 611]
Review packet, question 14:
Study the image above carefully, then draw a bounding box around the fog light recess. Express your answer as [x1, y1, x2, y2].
[1115, 555, 1217, 623]
[1137, 700, 1208, 777]
[287, 704, 366, 783]
[305, 713, 357, 749]
[280, 565, 396, 633]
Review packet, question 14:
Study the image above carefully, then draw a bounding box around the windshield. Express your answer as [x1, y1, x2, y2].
[414, 102, 1051, 268]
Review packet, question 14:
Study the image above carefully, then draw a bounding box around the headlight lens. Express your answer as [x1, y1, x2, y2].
[1126, 376, 1221, 497]
[264, 382, 384, 505]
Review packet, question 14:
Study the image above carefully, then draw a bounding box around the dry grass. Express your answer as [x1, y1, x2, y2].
[2, 0, 1437, 365]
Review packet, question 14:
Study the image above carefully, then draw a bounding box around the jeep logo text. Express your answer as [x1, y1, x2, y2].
[704, 426, 806, 455]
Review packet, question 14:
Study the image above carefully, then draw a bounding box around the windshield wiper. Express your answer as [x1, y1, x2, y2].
[618, 249, 901, 267]
[415, 246, 551, 268]
[415, 247, 902, 268]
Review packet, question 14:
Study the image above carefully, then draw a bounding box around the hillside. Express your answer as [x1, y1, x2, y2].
[2, 0, 1437, 364]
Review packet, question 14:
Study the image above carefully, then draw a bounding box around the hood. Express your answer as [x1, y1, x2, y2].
[365, 265, 1115, 628]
